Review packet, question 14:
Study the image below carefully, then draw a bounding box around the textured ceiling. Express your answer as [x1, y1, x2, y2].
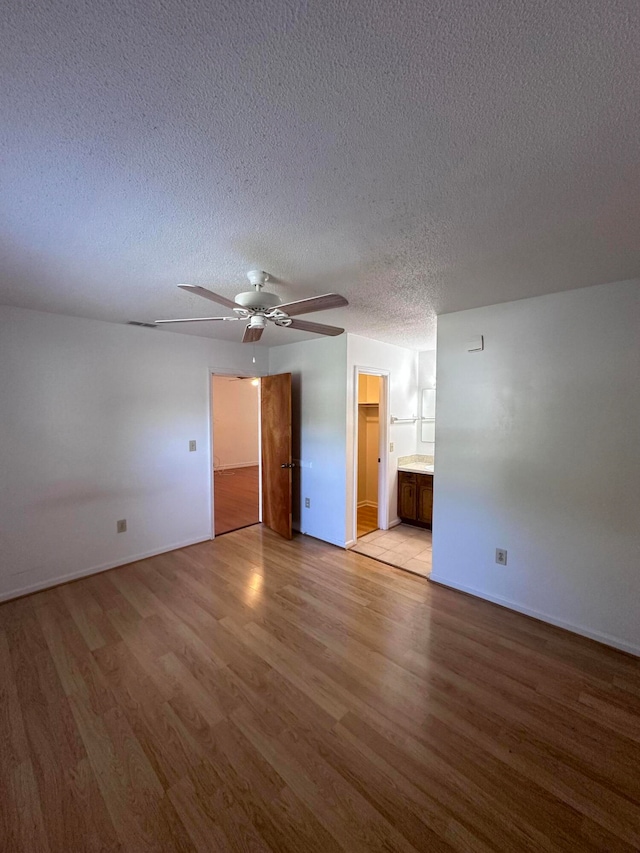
[2, 1, 640, 350]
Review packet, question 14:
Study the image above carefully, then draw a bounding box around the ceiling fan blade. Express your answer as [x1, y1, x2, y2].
[154, 316, 239, 324]
[242, 324, 264, 343]
[285, 318, 345, 336]
[275, 293, 348, 316]
[178, 284, 238, 310]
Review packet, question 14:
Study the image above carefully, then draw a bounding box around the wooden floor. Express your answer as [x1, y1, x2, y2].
[214, 465, 260, 535]
[356, 504, 378, 537]
[1, 526, 639, 852]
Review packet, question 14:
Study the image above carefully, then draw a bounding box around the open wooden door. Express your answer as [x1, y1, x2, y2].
[260, 373, 293, 539]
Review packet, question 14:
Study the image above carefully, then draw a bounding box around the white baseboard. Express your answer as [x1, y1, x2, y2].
[0, 536, 212, 604]
[345, 538, 357, 549]
[214, 461, 259, 471]
[428, 574, 640, 658]
[388, 517, 402, 528]
[301, 531, 346, 549]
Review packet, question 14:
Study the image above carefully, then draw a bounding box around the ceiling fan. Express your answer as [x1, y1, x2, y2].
[155, 270, 348, 343]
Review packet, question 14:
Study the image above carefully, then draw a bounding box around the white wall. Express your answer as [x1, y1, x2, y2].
[417, 349, 436, 457]
[0, 306, 267, 601]
[212, 375, 259, 469]
[269, 335, 348, 547]
[346, 335, 418, 544]
[432, 280, 640, 655]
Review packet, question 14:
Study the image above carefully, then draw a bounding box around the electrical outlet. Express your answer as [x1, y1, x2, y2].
[389, 442, 394, 453]
[495, 548, 507, 566]
[117, 519, 127, 533]
[305, 497, 311, 508]
[189, 440, 197, 452]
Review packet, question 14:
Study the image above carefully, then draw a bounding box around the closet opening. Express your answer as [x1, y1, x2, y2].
[356, 373, 383, 538]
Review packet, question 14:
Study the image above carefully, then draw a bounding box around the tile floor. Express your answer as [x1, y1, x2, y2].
[352, 524, 432, 577]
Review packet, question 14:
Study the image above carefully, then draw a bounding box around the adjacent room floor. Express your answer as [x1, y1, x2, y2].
[353, 523, 432, 577]
[1, 526, 638, 852]
[214, 465, 260, 535]
[356, 504, 378, 537]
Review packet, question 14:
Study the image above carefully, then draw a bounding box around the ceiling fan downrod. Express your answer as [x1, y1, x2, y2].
[234, 271, 281, 311]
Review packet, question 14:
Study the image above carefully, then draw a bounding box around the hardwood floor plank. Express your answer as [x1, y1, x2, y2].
[232, 705, 420, 853]
[68, 693, 193, 851]
[59, 583, 120, 651]
[212, 717, 286, 803]
[167, 773, 234, 852]
[221, 616, 350, 721]
[66, 757, 123, 852]
[159, 651, 227, 728]
[338, 710, 555, 853]
[10, 641, 118, 851]
[260, 784, 345, 853]
[94, 641, 202, 789]
[37, 601, 117, 716]
[4, 759, 51, 853]
[182, 757, 276, 852]
[0, 629, 31, 772]
[286, 717, 459, 853]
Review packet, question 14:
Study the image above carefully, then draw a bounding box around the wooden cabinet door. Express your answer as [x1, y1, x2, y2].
[398, 473, 417, 520]
[261, 373, 292, 539]
[417, 475, 433, 526]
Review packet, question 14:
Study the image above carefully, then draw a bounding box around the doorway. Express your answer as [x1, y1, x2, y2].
[356, 374, 381, 536]
[211, 375, 261, 535]
[354, 370, 389, 541]
[210, 371, 293, 540]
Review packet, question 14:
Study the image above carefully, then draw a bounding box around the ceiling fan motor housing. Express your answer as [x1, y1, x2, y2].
[235, 290, 281, 309]
[234, 270, 282, 310]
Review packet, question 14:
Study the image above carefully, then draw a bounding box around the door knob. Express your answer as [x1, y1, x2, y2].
[280, 462, 296, 469]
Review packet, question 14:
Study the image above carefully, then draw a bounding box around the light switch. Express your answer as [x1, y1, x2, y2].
[189, 440, 197, 452]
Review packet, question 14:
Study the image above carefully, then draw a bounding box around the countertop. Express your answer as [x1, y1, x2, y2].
[397, 462, 434, 474]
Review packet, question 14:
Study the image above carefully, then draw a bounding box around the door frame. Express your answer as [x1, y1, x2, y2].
[351, 367, 390, 544]
[209, 369, 262, 539]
